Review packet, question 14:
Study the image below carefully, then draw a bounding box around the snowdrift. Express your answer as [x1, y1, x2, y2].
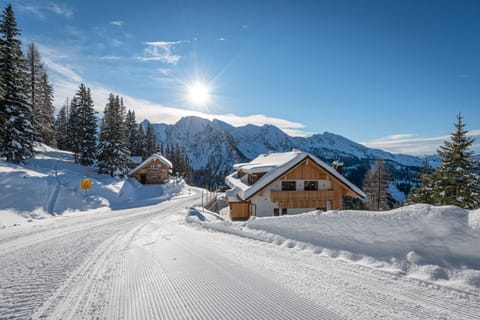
[187, 204, 480, 290]
[247, 205, 480, 269]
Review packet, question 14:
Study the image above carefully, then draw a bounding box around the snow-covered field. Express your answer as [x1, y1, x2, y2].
[1, 145, 479, 319]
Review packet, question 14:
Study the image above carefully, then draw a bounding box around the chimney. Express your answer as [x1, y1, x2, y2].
[332, 160, 344, 175]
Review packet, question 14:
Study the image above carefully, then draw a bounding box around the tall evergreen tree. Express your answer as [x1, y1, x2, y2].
[27, 43, 55, 146]
[97, 94, 130, 177]
[0, 4, 33, 163]
[135, 124, 146, 159]
[55, 101, 70, 151]
[125, 109, 138, 155]
[407, 160, 435, 204]
[433, 114, 480, 209]
[68, 84, 97, 165]
[362, 158, 391, 210]
[145, 123, 157, 156]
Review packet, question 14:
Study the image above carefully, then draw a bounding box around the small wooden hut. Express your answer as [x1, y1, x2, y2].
[128, 154, 173, 184]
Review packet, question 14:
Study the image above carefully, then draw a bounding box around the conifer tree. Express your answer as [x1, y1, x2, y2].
[135, 124, 146, 159]
[97, 94, 130, 177]
[362, 158, 391, 210]
[68, 84, 97, 165]
[125, 109, 138, 155]
[55, 102, 70, 151]
[433, 114, 479, 209]
[0, 4, 33, 163]
[145, 123, 157, 156]
[407, 160, 434, 204]
[27, 43, 55, 146]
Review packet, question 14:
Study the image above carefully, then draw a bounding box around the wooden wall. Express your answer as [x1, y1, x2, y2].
[271, 157, 361, 210]
[230, 202, 251, 221]
[130, 159, 170, 184]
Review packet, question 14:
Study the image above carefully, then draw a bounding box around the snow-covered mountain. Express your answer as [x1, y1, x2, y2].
[147, 116, 424, 200]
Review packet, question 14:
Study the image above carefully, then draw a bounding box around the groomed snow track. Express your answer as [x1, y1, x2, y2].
[1, 189, 479, 320]
[0, 191, 342, 320]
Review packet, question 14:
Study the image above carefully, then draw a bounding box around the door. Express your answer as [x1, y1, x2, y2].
[140, 174, 147, 184]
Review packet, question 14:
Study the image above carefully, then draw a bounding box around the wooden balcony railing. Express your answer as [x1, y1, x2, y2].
[270, 190, 336, 202]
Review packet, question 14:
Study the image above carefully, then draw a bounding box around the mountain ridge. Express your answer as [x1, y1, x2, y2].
[146, 116, 423, 200]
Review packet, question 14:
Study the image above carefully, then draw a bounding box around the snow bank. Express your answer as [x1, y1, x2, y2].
[247, 205, 480, 269]
[186, 204, 480, 290]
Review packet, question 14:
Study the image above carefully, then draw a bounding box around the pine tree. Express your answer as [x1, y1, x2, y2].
[362, 158, 391, 210]
[55, 102, 70, 151]
[27, 43, 55, 146]
[68, 84, 97, 165]
[125, 109, 138, 155]
[0, 4, 33, 163]
[433, 114, 479, 209]
[97, 94, 130, 177]
[407, 160, 435, 204]
[145, 123, 157, 157]
[135, 124, 146, 159]
[183, 153, 192, 184]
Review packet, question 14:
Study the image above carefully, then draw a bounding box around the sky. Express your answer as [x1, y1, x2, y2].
[4, 0, 480, 155]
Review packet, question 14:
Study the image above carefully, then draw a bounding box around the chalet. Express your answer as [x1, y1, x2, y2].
[225, 150, 366, 220]
[128, 153, 173, 184]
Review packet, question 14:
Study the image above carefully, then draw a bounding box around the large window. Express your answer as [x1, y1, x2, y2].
[304, 181, 318, 191]
[281, 181, 296, 191]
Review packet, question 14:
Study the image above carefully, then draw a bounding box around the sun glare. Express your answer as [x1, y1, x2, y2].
[187, 82, 211, 106]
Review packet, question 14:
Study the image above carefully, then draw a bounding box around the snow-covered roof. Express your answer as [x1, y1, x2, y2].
[225, 150, 366, 200]
[128, 153, 173, 175]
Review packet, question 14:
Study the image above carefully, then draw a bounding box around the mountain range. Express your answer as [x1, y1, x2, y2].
[146, 116, 426, 202]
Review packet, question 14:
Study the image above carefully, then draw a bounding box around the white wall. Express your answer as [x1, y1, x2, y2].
[251, 189, 278, 217]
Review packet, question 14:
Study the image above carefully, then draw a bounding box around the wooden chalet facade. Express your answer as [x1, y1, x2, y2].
[128, 154, 173, 184]
[225, 150, 366, 220]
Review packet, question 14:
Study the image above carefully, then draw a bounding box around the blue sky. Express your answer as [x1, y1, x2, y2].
[5, 0, 480, 155]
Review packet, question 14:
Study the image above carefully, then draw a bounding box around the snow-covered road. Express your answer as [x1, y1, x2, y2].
[1, 188, 479, 320]
[0, 190, 339, 319]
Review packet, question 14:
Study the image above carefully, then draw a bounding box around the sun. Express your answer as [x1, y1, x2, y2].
[187, 82, 211, 106]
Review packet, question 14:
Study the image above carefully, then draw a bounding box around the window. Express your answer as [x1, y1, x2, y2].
[273, 208, 279, 216]
[282, 181, 296, 191]
[248, 172, 266, 185]
[282, 208, 288, 215]
[304, 181, 318, 191]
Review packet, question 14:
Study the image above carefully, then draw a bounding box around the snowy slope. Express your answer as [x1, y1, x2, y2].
[0, 144, 182, 228]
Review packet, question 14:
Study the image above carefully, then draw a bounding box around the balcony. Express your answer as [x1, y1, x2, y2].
[270, 190, 336, 202]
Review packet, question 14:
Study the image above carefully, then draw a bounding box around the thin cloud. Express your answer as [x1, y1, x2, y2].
[138, 41, 187, 65]
[18, 2, 73, 19]
[363, 131, 480, 156]
[110, 20, 125, 27]
[99, 55, 121, 61]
